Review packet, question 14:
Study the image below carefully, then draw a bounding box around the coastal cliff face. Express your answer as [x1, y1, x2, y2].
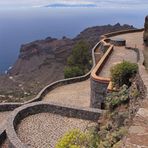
[0, 23, 135, 102]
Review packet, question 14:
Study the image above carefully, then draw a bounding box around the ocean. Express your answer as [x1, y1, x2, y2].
[0, 7, 147, 73]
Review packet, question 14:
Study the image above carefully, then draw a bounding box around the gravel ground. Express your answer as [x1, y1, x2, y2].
[17, 113, 97, 148]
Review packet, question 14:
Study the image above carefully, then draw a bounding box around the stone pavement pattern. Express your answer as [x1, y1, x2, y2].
[43, 80, 90, 107]
[17, 113, 96, 148]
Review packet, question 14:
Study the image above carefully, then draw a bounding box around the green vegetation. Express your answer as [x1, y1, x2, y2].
[99, 127, 127, 148]
[56, 128, 99, 148]
[64, 66, 83, 78]
[110, 61, 138, 87]
[57, 61, 141, 148]
[106, 85, 129, 111]
[64, 41, 91, 78]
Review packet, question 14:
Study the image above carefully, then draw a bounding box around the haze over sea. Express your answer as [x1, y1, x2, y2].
[0, 0, 148, 73]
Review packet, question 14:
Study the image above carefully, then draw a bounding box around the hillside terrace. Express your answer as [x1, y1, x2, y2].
[0, 29, 147, 147]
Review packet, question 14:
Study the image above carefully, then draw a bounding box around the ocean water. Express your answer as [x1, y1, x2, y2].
[0, 7, 147, 73]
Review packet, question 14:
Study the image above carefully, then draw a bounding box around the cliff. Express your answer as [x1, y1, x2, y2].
[0, 23, 135, 102]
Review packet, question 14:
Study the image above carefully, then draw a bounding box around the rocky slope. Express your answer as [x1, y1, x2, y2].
[0, 23, 135, 102]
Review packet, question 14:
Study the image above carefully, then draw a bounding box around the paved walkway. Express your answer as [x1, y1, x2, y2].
[43, 80, 90, 108]
[99, 46, 137, 78]
[17, 113, 96, 148]
[112, 31, 148, 147]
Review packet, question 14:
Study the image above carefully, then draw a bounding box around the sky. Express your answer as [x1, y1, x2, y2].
[0, 0, 148, 9]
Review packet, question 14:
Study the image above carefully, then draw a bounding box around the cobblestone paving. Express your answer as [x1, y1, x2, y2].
[43, 80, 90, 107]
[17, 113, 97, 148]
[99, 45, 137, 78]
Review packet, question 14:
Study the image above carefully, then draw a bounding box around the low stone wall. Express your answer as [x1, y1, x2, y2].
[125, 46, 140, 62]
[110, 38, 126, 46]
[24, 41, 101, 104]
[90, 41, 113, 108]
[0, 29, 144, 148]
[0, 103, 22, 112]
[101, 28, 144, 38]
[6, 101, 102, 148]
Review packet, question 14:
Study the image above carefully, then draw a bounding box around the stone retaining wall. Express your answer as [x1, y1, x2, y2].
[0, 28, 145, 148]
[6, 102, 102, 148]
[90, 41, 113, 108]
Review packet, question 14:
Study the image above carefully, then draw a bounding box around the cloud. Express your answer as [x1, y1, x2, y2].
[0, 0, 148, 8]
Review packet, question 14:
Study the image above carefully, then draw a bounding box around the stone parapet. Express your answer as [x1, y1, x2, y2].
[6, 101, 102, 148]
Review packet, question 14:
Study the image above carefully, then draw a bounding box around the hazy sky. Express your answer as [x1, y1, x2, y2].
[0, 0, 148, 8]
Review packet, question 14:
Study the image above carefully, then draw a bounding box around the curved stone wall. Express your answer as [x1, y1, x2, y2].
[0, 28, 145, 147]
[90, 28, 144, 109]
[6, 102, 102, 148]
[101, 28, 144, 38]
[90, 40, 113, 108]
[110, 37, 126, 46]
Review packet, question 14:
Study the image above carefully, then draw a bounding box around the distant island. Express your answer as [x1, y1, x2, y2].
[44, 3, 97, 8]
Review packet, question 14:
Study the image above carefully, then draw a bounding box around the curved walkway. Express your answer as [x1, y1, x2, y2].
[43, 80, 90, 108]
[99, 46, 137, 78]
[17, 112, 96, 148]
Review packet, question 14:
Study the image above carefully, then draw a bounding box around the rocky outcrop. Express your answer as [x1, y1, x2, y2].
[144, 16, 148, 45]
[74, 23, 135, 48]
[0, 23, 135, 102]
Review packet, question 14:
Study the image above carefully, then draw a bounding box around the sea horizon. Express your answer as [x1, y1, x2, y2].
[0, 4, 147, 73]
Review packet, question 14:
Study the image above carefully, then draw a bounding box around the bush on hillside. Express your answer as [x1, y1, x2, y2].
[56, 129, 99, 148]
[64, 41, 91, 78]
[64, 66, 83, 78]
[110, 61, 138, 87]
[106, 85, 129, 110]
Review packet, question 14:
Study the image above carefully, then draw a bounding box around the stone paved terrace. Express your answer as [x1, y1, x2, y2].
[17, 112, 97, 148]
[43, 80, 90, 107]
[99, 43, 137, 78]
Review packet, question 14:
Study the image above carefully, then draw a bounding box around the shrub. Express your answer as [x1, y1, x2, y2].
[64, 41, 91, 78]
[64, 66, 83, 78]
[106, 85, 129, 110]
[56, 129, 99, 148]
[110, 61, 138, 87]
[56, 129, 90, 148]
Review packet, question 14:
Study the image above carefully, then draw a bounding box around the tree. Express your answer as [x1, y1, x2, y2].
[64, 41, 91, 78]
